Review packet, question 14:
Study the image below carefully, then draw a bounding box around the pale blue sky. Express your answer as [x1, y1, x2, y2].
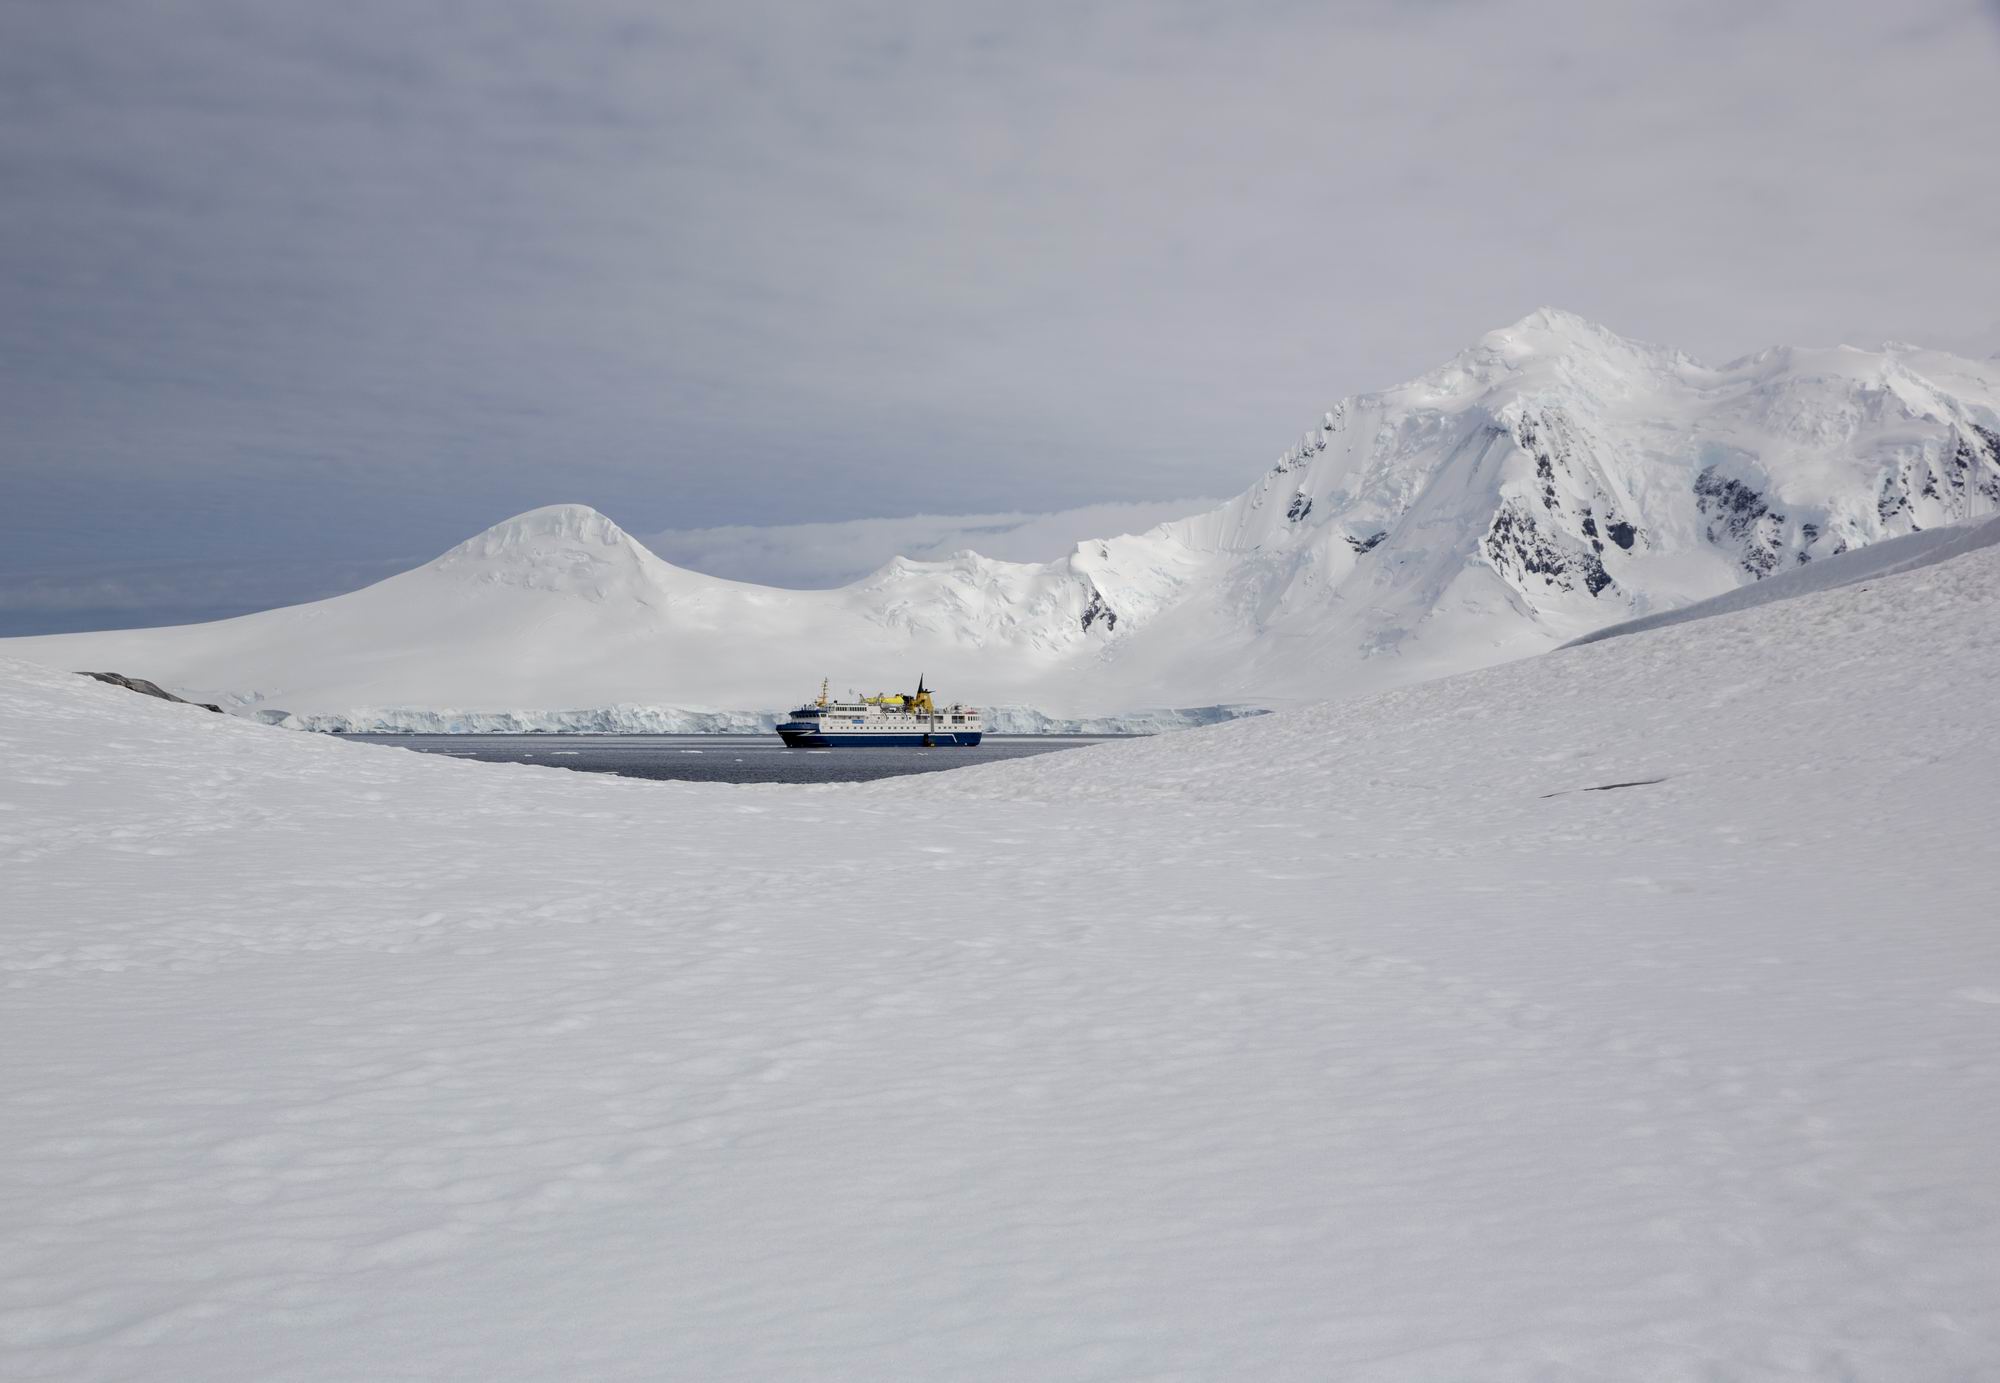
[5, 0, 1998, 631]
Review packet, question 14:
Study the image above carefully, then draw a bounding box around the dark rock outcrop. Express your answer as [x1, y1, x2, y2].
[79, 671, 223, 714]
[1695, 466, 1789, 577]
[1509, 406, 1643, 563]
[1484, 501, 1614, 598]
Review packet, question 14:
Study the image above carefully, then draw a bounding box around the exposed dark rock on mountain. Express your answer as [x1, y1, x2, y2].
[1694, 467, 1790, 577]
[1484, 502, 1614, 599]
[79, 671, 223, 713]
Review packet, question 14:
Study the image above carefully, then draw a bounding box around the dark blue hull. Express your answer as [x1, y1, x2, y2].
[776, 730, 983, 748]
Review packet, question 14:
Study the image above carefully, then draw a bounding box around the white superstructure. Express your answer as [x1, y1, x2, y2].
[775, 678, 983, 747]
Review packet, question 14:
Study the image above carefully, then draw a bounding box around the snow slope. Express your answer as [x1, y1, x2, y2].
[6, 310, 1999, 724]
[5, 529, 1999, 1381]
[1563, 511, 2000, 649]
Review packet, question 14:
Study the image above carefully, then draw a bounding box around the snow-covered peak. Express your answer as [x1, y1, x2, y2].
[1228, 308, 1997, 570]
[1388, 307, 1687, 407]
[438, 503, 642, 560]
[1474, 305, 1659, 360]
[425, 503, 686, 600]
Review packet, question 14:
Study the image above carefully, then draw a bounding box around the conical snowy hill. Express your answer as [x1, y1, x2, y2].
[7, 312, 1999, 726]
[425, 503, 688, 600]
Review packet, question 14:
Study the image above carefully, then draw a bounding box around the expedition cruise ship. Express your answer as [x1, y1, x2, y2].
[775, 678, 984, 747]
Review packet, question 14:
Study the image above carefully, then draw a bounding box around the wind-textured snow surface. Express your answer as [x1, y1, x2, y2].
[9, 310, 1998, 724]
[6, 530, 2000, 1380]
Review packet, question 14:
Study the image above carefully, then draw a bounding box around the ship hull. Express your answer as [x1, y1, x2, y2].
[776, 730, 983, 748]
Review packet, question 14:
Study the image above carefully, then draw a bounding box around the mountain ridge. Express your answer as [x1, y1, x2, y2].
[6, 310, 1997, 724]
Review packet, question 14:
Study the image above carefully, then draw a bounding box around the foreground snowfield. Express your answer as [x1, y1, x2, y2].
[5, 532, 2000, 1381]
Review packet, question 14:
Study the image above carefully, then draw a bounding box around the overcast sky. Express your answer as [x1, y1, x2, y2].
[5, 0, 1999, 632]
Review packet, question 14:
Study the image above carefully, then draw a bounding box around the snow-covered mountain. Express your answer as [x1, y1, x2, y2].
[8, 309, 1998, 726]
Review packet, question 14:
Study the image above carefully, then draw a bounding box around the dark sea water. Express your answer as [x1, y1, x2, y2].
[341, 733, 1128, 784]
